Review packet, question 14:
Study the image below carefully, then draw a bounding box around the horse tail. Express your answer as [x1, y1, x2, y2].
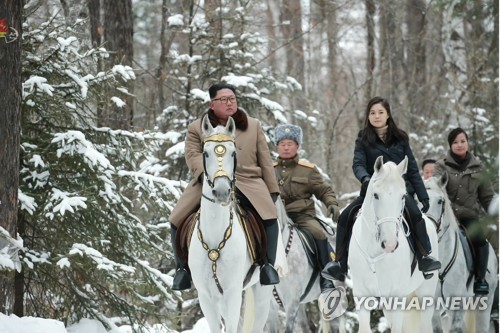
[242, 287, 255, 333]
[402, 292, 421, 333]
[465, 310, 476, 333]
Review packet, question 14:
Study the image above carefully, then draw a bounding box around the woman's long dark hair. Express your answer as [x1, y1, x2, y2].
[360, 96, 408, 145]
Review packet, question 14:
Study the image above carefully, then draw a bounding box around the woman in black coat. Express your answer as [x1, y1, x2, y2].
[324, 96, 441, 281]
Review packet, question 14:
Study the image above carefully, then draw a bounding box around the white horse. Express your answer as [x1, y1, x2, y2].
[266, 199, 345, 333]
[188, 115, 272, 333]
[426, 173, 498, 333]
[348, 156, 439, 333]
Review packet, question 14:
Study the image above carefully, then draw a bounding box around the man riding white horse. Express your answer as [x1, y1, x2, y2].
[168, 82, 281, 290]
[273, 123, 340, 292]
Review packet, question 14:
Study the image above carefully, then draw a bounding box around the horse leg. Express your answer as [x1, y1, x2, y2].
[284, 301, 300, 333]
[222, 290, 244, 333]
[433, 309, 446, 333]
[387, 309, 405, 333]
[357, 308, 372, 333]
[198, 293, 222, 333]
[265, 300, 281, 333]
[247, 285, 273, 333]
[420, 306, 436, 332]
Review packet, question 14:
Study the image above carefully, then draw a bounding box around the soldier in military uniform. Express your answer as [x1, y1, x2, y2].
[273, 124, 340, 291]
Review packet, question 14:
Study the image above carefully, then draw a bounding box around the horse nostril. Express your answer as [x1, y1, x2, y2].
[381, 242, 385, 249]
[395, 243, 399, 250]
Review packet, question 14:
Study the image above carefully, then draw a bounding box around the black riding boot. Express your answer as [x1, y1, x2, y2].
[322, 224, 348, 282]
[473, 242, 489, 295]
[170, 226, 192, 290]
[316, 238, 335, 291]
[260, 220, 280, 285]
[413, 218, 441, 273]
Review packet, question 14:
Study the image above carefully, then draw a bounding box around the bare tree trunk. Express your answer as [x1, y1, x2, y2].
[102, 0, 134, 129]
[280, 0, 305, 111]
[87, 0, 102, 48]
[365, 0, 376, 103]
[379, 0, 407, 127]
[0, 0, 22, 314]
[405, 0, 426, 118]
[265, 0, 278, 70]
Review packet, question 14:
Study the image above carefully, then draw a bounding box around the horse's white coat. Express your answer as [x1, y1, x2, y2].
[348, 156, 439, 333]
[426, 174, 498, 333]
[188, 116, 272, 333]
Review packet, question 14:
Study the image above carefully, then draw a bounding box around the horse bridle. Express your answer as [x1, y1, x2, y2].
[201, 133, 237, 201]
[197, 133, 237, 294]
[374, 196, 409, 243]
[427, 195, 447, 237]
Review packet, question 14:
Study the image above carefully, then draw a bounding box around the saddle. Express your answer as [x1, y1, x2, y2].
[175, 204, 267, 265]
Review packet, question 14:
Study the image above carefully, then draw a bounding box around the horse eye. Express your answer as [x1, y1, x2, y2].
[438, 199, 443, 205]
[203, 151, 209, 158]
[374, 193, 379, 200]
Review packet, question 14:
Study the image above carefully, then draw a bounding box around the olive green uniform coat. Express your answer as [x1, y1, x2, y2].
[434, 150, 495, 222]
[274, 156, 339, 240]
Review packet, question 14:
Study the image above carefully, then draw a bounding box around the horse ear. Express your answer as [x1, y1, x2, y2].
[397, 156, 408, 175]
[226, 117, 236, 136]
[438, 171, 448, 188]
[202, 115, 213, 136]
[374, 156, 384, 173]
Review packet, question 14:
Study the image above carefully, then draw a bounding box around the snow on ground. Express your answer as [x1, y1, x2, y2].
[0, 314, 214, 333]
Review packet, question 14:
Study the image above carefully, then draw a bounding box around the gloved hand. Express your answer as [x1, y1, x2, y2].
[328, 206, 339, 221]
[421, 199, 430, 213]
[271, 193, 280, 203]
[360, 176, 371, 197]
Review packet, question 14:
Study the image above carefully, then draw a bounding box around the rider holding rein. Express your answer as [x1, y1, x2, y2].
[169, 83, 281, 290]
[434, 128, 495, 295]
[273, 124, 340, 292]
[324, 96, 441, 281]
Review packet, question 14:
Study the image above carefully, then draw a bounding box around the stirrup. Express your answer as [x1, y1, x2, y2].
[172, 268, 192, 291]
[321, 261, 346, 282]
[260, 263, 280, 285]
[474, 280, 489, 295]
[320, 276, 335, 292]
[418, 255, 441, 272]
[422, 272, 434, 280]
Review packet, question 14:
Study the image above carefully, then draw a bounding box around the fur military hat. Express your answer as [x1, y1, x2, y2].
[274, 124, 303, 145]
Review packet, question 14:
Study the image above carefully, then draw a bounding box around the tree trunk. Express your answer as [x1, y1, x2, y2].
[405, 0, 426, 119]
[365, 0, 376, 104]
[280, 0, 305, 111]
[102, 0, 134, 129]
[0, 0, 22, 313]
